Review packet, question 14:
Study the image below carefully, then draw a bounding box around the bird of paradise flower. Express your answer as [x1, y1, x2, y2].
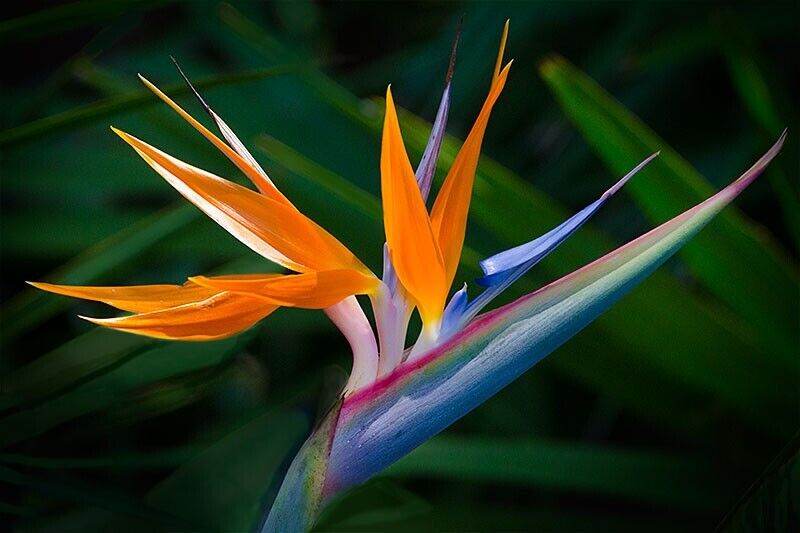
[30, 21, 786, 532]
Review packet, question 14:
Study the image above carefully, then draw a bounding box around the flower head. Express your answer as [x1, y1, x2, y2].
[30, 21, 786, 532]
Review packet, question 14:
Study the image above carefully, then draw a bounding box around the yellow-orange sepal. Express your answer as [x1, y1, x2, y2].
[190, 270, 379, 308]
[139, 75, 283, 201]
[29, 279, 277, 341]
[429, 62, 510, 287]
[113, 128, 372, 276]
[380, 87, 448, 325]
[26, 281, 217, 313]
[82, 292, 277, 341]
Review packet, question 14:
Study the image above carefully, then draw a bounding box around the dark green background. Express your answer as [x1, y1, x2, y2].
[1, 1, 798, 531]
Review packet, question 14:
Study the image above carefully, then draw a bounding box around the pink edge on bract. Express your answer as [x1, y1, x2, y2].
[342, 129, 787, 414]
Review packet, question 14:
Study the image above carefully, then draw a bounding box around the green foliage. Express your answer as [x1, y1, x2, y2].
[1, 1, 797, 531]
[386, 436, 730, 512]
[539, 55, 798, 368]
[146, 409, 310, 532]
[717, 432, 800, 532]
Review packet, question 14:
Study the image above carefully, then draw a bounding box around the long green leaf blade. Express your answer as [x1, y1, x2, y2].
[386, 436, 730, 512]
[539, 55, 797, 368]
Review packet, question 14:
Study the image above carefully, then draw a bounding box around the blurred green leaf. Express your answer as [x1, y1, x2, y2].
[386, 436, 729, 513]
[0, 465, 185, 527]
[1, 204, 195, 344]
[0, 66, 295, 146]
[0, 446, 199, 470]
[1, 329, 150, 412]
[3, 256, 298, 420]
[0, 335, 244, 448]
[0, 0, 162, 44]
[714, 12, 800, 249]
[217, 2, 374, 130]
[146, 408, 309, 532]
[2, 210, 150, 259]
[539, 55, 798, 369]
[717, 431, 800, 532]
[314, 479, 431, 531]
[632, 13, 796, 73]
[98, 360, 246, 427]
[315, 504, 700, 532]
[0, 501, 36, 517]
[719, 36, 780, 134]
[11, 508, 145, 533]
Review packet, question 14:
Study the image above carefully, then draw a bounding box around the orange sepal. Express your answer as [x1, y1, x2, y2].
[190, 270, 379, 309]
[430, 62, 511, 286]
[82, 292, 277, 341]
[27, 281, 217, 313]
[139, 75, 283, 202]
[380, 87, 448, 325]
[113, 128, 372, 276]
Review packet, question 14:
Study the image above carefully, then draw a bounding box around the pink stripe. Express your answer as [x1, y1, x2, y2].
[342, 130, 786, 415]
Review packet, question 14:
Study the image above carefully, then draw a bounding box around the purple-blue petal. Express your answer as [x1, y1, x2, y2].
[441, 153, 659, 335]
[415, 83, 451, 202]
[414, 19, 460, 202]
[480, 152, 659, 281]
[441, 283, 468, 332]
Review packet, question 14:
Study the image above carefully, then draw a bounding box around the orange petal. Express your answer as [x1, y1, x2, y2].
[113, 128, 371, 275]
[27, 281, 217, 313]
[381, 87, 448, 325]
[189, 270, 379, 309]
[492, 20, 510, 80]
[139, 75, 284, 202]
[82, 292, 277, 341]
[430, 62, 511, 288]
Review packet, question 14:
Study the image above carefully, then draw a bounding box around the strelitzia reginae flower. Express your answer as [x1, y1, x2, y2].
[31, 21, 786, 532]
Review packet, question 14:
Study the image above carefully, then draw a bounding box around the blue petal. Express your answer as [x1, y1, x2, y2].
[477, 196, 606, 286]
[415, 83, 451, 202]
[381, 243, 399, 295]
[441, 153, 659, 336]
[414, 20, 459, 202]
[480, 152, 660, 282]
[441, 283, 468, 333]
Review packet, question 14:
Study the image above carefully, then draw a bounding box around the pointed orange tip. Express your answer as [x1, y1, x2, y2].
[137, 75, 163, 98]
[27, 281, 68, 293]
[188, 270, 379, 309]
[138, 73, 158, 90]
[28, 281, 72, 296]
[110, 126, 128, 139]
[27, 281, 60, 296]
[493, 20, 511, 80]
[495, 60, 513, 82]
[77, 315, 105, 326]
[186, 275, 214, 288]
[110, 127, 143, 152]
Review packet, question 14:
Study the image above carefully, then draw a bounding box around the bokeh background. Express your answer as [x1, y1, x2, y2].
[1, 1, 798, 531]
